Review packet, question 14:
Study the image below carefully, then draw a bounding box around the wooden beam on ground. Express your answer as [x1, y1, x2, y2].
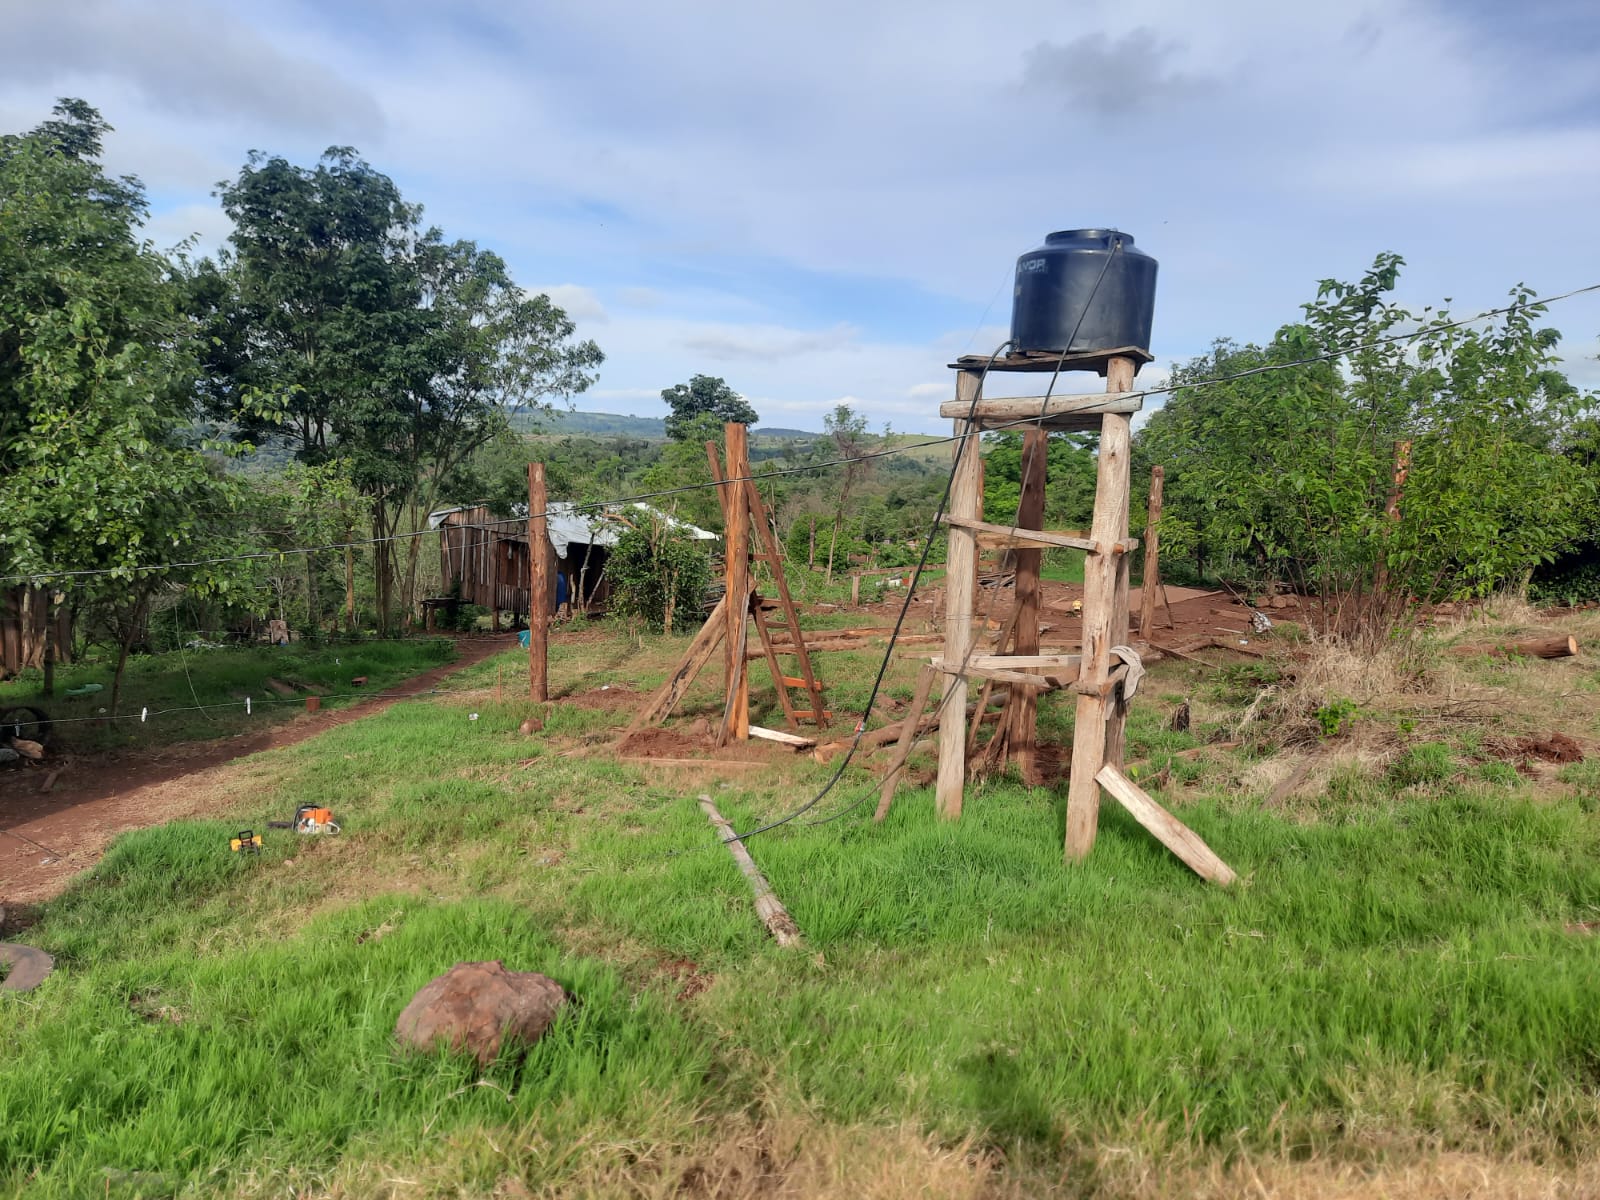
[1066, 356, 1136, 862]
[876, 663, 937, 822]
[629, 596, 729, 729]
[1095, 764, 1237, 886]
[937, 373, 983, 820]
[699, 795, 804, 946]
[1449, 634, 1579, 659]
[527, 462, 549, 703]
[748, 725, 815, 748]
[1140, 466, 1165, 640]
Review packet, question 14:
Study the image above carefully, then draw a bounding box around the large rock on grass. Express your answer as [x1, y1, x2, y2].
[394, 961, 567, 1066]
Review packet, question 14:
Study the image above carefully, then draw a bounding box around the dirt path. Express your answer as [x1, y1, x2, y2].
[1, 637, 510, 906]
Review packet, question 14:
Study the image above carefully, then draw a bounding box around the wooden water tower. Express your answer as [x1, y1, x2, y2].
[930, 230, 1233, 882]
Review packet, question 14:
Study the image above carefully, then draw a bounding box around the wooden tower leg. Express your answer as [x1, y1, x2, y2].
[1065, 357, 1136, 861]
[1009, 426, 1048, 786]
[937, 370, 983, 820]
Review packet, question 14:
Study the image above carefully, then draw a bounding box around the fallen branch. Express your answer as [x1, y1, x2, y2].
[698, 795, 803, 947]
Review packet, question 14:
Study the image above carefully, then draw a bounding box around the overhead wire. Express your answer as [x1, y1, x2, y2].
[5, 275, 1597, 589]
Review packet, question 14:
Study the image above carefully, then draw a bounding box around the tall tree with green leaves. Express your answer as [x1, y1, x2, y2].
[661, 374, 758, 441]
[1, 99, 247, 703]
[200, 148, 602, 631]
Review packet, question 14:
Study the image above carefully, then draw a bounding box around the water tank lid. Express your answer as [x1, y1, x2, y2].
[1045, 229, 1133, 247]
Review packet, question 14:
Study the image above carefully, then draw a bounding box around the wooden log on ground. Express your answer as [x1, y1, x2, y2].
[1449, 634, 1578, 660]
[698, 795, 803, 946]
[1095, 764, 1237, 886]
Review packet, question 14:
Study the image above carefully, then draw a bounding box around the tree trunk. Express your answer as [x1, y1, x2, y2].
[110, 594, 149, 717]
[305, 550, 319, 635]
[808, 516, 816, 571]
[345, 545, 356, 631]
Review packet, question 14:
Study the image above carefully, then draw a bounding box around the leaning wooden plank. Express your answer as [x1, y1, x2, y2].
[1095, 764, 1237, 887]
[698, 795, 803, 947]
[749, 725, 816, 748]
[628, 596, 728, 730]
[876, 664, 938, 822]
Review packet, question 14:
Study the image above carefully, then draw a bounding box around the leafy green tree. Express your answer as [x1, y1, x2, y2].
[1139, 254, 1592, 639]
[0, 99, 247, 705]
[607, 517, 712, 633]
[661, 374, 757, 441]
[200, 148, 602, 632]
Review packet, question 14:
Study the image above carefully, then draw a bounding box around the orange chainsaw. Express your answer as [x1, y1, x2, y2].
[266, 805, 341, 835]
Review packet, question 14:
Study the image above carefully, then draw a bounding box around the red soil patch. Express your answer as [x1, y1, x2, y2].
[563, 683, 642, 711]
[1513, 733, 1585, 764]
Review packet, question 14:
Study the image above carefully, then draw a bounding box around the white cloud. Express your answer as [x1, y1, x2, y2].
[682, 322, 859, 363]
[533, 284, 608, 324]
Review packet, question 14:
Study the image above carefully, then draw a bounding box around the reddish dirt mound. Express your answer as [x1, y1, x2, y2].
[1513, 733, 1585, 764]
[615, 727, 706, 758]
[563, 684, 642, 711]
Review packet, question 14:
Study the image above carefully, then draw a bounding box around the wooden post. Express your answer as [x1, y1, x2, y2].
[491, 540, 501, 633]
[527, 462, 548, 703]
[1065, 357, 1135, 861]
[1009, 426, 1048, 785]
[851, 574, 861, 607]
[937, 370, 983, 820]
[1140, 466, 1164, 640]
[720, 424, 752, 743]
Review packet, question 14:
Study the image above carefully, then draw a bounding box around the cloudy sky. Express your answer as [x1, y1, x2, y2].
[6, 0, 1599, 431]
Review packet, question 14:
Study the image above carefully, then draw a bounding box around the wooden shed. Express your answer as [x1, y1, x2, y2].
[431, 503, 715, 619]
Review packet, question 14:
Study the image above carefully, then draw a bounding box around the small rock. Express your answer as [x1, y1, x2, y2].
[395, 961, 567, 1066]
[519, 717, 544, 736]
[688, 718, 712, 738]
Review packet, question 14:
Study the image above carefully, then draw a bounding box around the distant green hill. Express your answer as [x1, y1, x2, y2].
[518, 409, 819, 441]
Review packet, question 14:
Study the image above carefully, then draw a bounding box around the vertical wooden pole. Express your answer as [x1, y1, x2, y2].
[491, 539, 501, 633]
[1065, 357, 1135, 861]
[850, 574, 861, 607]
[1010, 426, 1048, 786]
[937, 370, 983, 820]
[527, 463, 548, 703]
[1139, 466, 1164, 640]
[721, 424, 752, 743]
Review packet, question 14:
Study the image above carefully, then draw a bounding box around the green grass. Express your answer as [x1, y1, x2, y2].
[5, 631, 1600, 1194]
[0, 638, 457, 753]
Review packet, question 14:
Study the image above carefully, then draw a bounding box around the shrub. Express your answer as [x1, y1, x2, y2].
[608, 518, 713, 633]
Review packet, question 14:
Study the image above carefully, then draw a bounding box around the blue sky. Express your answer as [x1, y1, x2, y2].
[5, 0, 1599, 432]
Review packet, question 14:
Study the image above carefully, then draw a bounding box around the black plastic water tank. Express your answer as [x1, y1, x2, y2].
[1008, 229, 1157, 358]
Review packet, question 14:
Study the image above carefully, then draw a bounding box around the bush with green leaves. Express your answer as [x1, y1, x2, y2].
[607, 519, 712, 633]
[1138, 253, 1594, 641]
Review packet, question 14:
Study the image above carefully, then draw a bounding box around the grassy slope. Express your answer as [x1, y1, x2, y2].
[0, 639, 457, 754]
[4, 620, 1600, 1196]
